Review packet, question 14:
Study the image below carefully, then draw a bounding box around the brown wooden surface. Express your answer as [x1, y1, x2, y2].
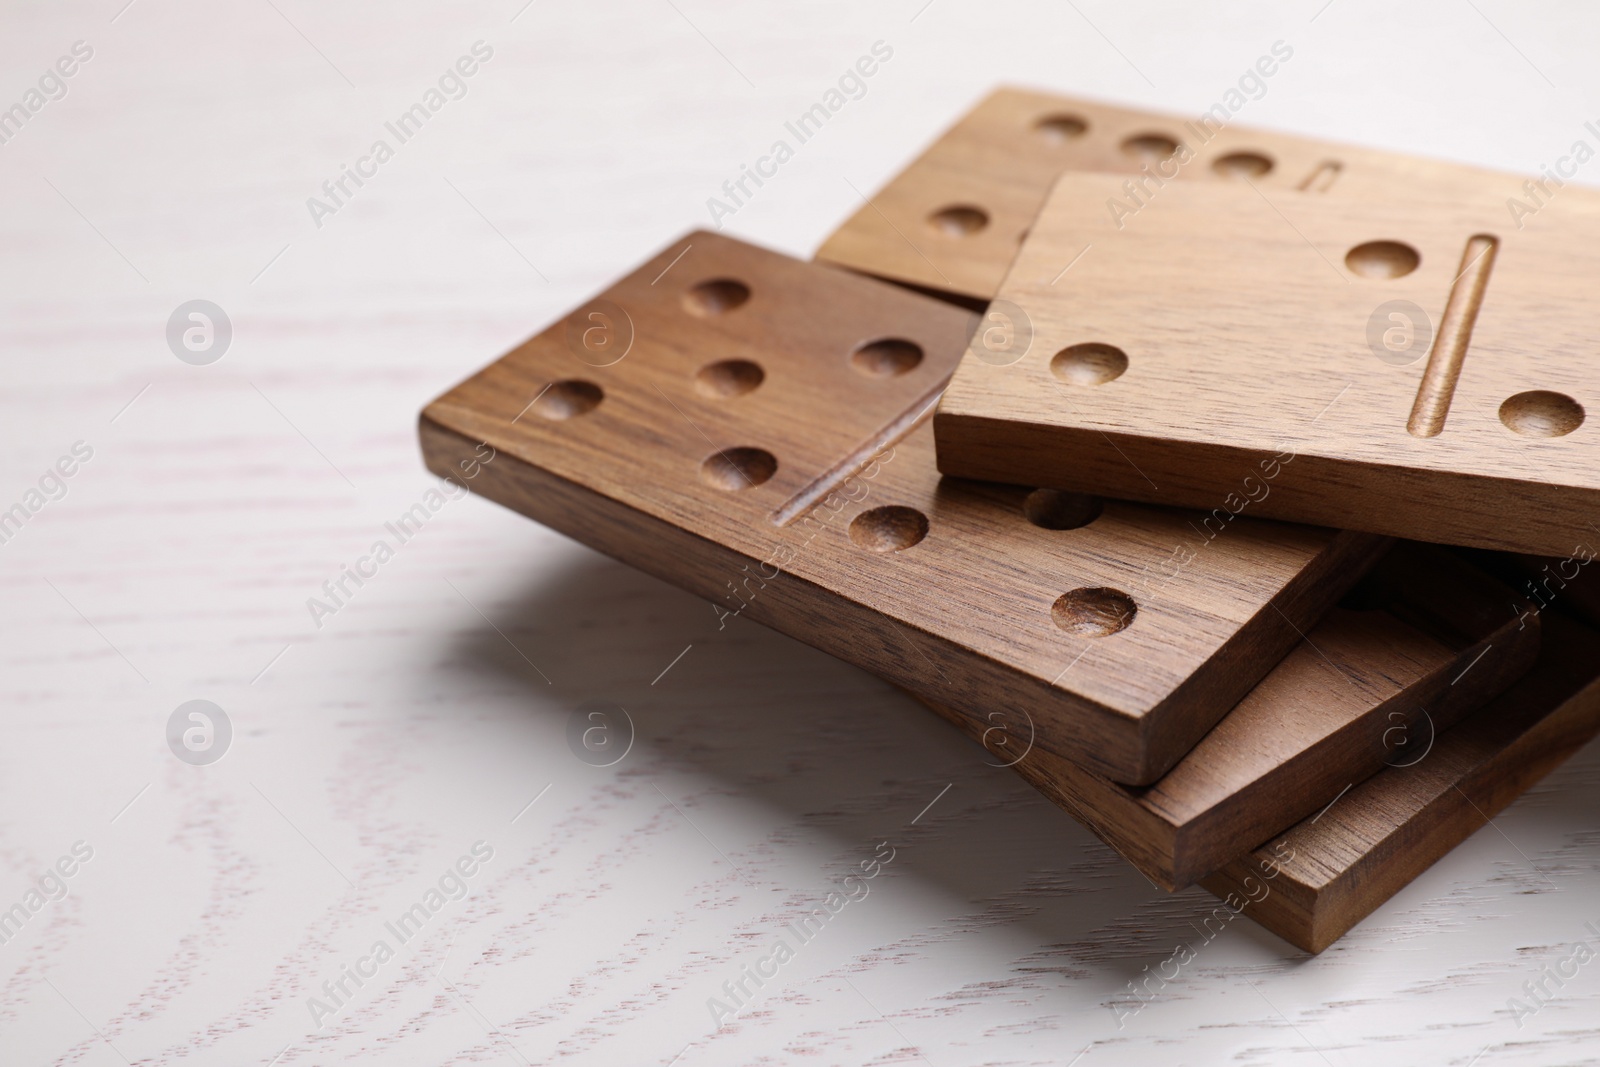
[933, 174, 1600, 557]
[1203, 610, 1600, 953]
[1507, 551, 1600, 630]
[816, 86, 1520, 303]
[419, 230, 1384, 784]
[922, 543, 1537, 890]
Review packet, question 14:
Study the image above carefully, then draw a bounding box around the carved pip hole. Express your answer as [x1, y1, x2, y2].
[1345, 241, 1419, 279]
[1052, 587, 1137, 637]
[531, 380, 603, 420]
[1051, 343, 1128, 385]
[1023, 489, 1103, 530]
[849, 505, 929, 552]
[699, 447, 777, 490]
[851, 338, 923, 378]
[1213, 151, 1273, 179]
[927, 205, 989, 236]
[1034, 113, 1089, 142]
[1121, 133, 1180, 162]
[1500, 390, 1584, 437]
[694, 359, 764, 399]
[684, 279, 751, 317]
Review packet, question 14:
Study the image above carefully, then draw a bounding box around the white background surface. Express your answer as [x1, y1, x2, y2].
[3, 0, 1600, 1063]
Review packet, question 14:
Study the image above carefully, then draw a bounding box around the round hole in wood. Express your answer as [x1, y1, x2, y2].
[1034, 113, 1089, 142]
[1051, 343, 1128, 385]
[531, 380, 603, 420]
[1052, 587, 1137, 637]
[1212, 151, 1274, 179]
[927, 205, 988, 236]
[1023, 489, 1103, 530]
[1345, 241, 1420, 279]
[683, 278, 751, 317]
[851, 338, 923, 378]
[694, 359, 764, 399]
[1121, 132, 1180, 162]
[1500, 390, 1585, 437]
[698, 447, 777, 490]
[849, 505, 929, 552]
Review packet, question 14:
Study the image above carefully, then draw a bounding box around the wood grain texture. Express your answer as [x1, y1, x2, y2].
[921, 543, 1537, 892]
[815, 86, 1520, 302]
[1506, 551, 1600, 630]
[1203, 610, 1600, 953]
[14, 3, 1600, 1062]
[420, 231, 1383, 784]
[933, 174, 1600, 557]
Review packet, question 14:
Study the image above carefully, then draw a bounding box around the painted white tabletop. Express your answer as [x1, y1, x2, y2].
[3, 1, 1599, 1063]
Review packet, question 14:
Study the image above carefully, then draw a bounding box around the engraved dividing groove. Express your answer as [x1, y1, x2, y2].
[1297, 159, 1343, 193]
[1407, 234, 1500, 438]
[769, 384, 944, 527]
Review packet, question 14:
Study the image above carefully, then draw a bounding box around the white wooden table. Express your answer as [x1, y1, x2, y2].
[3, 1, 1599, 1063]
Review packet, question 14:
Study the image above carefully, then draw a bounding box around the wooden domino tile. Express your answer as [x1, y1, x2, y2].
[1203, 610, 1600, 953]
[1507, 551, 1600, 630]
[920, 542, 1537, 890]
[933, 174, 1600, 557]
[420, 231, 1384, 784]
[816, 86, 1515, 303]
